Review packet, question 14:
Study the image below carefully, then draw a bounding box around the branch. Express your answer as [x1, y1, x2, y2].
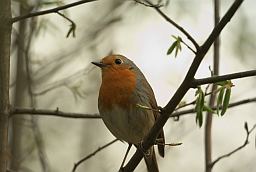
[171, 97, 256, 118]
[205, 0, 221, 170]
[11, 0, 98, 23]
[10, 97, 256, 119]
[122, 0, 244, 171]
[56, 12, 76, 38]
[133, 0, 163, 8]
[10, 107, 101, 119]
[141, 0, 199, 50]
[209, 123, 256, 169]
[192, 69, 256, 88]
[71, 139, 118, 172]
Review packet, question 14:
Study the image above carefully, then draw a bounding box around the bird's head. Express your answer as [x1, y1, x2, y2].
[92, 54, 136, 73]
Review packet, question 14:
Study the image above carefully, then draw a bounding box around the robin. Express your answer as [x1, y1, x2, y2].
[92, 54, 165, 172]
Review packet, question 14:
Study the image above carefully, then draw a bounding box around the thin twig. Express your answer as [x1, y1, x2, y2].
[10, 107, 101, 119]
[181, 40, 197, 54]
[56, 12, 76, 37]
[12, 0, 98, 23]
[139, 0, 199, 50]
[71, 139, 118, 172]
[133, 0, 163, 8]
[209, 123, 256, 168]
[175, 100, 196, 111]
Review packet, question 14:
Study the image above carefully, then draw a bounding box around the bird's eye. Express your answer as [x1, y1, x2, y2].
[114, 58, 123, 65]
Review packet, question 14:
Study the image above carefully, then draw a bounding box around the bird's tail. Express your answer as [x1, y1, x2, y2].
[144, 147, 159, 172]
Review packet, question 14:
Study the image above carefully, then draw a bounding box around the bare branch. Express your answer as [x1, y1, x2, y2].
[71, 139, 118, 172]
[133, 0, 163, 8]
[56, 12, 76, 38]
[11, 0, 98, 23]
[171, 97, 256, 118]
[180, 40, 197, 54]
[10, 107, 101, 119]
[205, 1, 220, 171]
[209, 123, 256, 169]
[138, 0, 199, 50]
[10, 97, 256, 119]
[192, 69, 256, 88]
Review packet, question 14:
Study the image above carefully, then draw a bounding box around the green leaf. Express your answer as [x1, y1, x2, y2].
[174, 40, 182, 57]
[167, 41, 177, 55]
[195, 96, 202, 127]
[167, 35, 183, 57]
[195, 87, 205, 127]
[221, 87, 231, 116]
[196, 110, 203, 127]
[216, 87, 225, 115]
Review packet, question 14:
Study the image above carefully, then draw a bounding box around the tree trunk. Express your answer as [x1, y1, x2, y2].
[0, 0, 12, 171]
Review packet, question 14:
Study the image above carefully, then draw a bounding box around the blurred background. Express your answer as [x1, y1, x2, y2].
[9, 0, 256, 171]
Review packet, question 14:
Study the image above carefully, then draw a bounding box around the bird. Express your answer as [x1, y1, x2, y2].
[92, 54, 165, 172]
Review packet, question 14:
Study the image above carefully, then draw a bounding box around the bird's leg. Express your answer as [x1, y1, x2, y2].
[119, 143, 132, 170]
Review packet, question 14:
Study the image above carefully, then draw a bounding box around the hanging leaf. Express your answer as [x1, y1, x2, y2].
[167, 35, 182, 57]
[221, 87, 231, 116]
[167, 41, 177, 55]
[195, 87, 205, 127]
[216, 87, 225, 115]
[175, 39, 182, 57]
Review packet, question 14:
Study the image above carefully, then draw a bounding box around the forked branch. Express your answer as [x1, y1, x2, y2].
[137, 0, 200, 50]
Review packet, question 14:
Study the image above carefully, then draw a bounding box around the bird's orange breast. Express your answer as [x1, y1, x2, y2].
[99, 68, 136, 110]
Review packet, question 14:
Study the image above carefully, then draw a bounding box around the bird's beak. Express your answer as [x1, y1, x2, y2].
[91, 61, 107, 68]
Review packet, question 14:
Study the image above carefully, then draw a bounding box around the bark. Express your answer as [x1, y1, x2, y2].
[0, 0, 12, 171]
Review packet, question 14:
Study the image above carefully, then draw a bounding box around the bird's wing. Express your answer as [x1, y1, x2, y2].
[136, 71, 165, 157]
